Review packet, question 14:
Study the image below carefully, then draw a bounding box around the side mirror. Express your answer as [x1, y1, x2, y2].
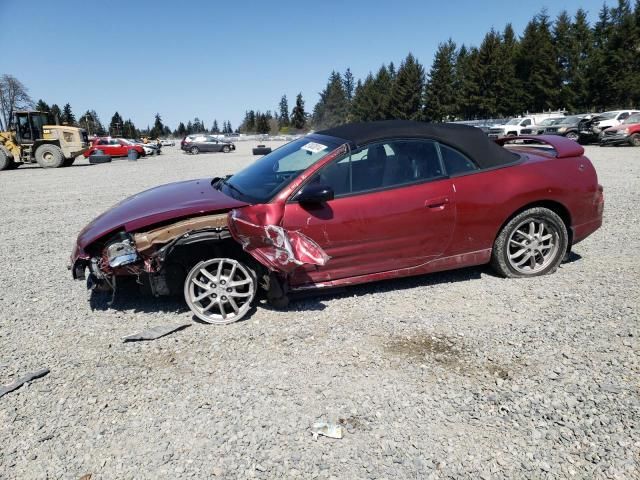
[295, 183, 334, 204]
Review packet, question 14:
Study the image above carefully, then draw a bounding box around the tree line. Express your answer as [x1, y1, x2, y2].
[312, 1, 640, 128]
[238, 92, 308, 134]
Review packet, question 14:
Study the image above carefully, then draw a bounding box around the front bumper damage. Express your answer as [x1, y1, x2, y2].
[70, 206, 331, 295]
[600, 133, 631, 145]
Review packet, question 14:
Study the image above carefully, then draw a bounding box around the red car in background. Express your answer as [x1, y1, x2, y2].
[70, 121, 604, 324]
[600, 113, 640, 146]
[83, 138, 146, 159]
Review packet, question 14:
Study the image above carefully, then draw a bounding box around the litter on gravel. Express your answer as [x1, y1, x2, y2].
[311, 422, 344, 440]
[0, 368, 50, 399]
[122, 322, 191, 342]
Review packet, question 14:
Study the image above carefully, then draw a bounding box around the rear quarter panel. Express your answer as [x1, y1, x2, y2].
[446, 150, 600, 255]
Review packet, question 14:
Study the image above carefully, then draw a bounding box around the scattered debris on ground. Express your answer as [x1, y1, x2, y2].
[122, 322, 191, 342]
[0, 368, 50, 398]
[311, 422, 344, 440]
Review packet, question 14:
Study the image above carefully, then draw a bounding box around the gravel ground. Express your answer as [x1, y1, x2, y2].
[0, 142, 638, 479]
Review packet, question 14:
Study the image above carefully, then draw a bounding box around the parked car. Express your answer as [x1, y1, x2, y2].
[70, 120, 603, 324]
[579, 110, 640, 143]
[600, 113, 640, 146]
[487, 112, 566, 138]
[520, 117, 566, 136]
[128, 139, 161, 156]
[181, 135, 236, 154]
[541, 115, 593, 141]
[83, 138, 145, 159]
[161, 139, 175, 146]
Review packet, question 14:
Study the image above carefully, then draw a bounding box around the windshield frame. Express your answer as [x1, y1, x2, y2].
[218, 135, 345, 204]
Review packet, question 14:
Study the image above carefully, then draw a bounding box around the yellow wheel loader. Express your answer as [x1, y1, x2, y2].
[0, 111, 89, 170]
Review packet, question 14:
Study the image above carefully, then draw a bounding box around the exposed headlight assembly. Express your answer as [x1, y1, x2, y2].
[106, 238, 138, 268]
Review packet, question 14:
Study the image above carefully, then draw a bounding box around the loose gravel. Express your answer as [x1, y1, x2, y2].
[0, 142, 638, 479]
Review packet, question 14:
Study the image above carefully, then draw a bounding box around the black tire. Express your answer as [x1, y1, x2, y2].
[252, 147, 272, 155]
[190, 146, 199, 154]
[0, 148, 12, 171]
[89, 155, 112, 164]
[35, 144, 65, 168]
[128, 149, 140, 160]
[630, 133, 640, 147]
[565, 131, 579, 141]
[490, 207, 568, 278]
[62, 157, 76, 167]
[222, 145, 230, 153]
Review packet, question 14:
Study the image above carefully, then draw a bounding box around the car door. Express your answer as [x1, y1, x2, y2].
[96, 139, 114, 155]
[281, 139, 456, 286]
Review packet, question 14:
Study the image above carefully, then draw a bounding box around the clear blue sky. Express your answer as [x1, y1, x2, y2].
[0, 0, 605, 131]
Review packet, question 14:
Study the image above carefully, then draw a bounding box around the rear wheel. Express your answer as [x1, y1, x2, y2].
[184, 258, 257, 324]
[491, 207, 568, 278]
[190, 146, 199, 154]
[222, 145, 230, 153]
[630, 133, 640, 147]
[35, 144, 65, 168]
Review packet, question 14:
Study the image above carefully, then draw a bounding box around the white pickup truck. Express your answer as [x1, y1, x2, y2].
[487, 113, 566, 139]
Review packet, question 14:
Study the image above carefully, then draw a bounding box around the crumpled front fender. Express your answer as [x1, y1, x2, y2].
[228, 204, 330, 274]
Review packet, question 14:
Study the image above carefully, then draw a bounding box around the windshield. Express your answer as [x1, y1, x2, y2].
[506, 118, 521, 125]
[597, 112, 618, 120]
[556, 115, 583, 126]
[219, 137, 342, 203]
[623, 114, 640, 124]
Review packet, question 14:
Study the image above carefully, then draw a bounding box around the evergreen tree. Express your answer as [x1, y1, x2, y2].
[388, 61, 397, 80]
[186, 120, 194, 135]
[123, 119, 137, 138]
[61, 103, 76, 125]
[109, 112, 123, 136]
[454, 46, 481, 119]
[255, 112, 270, 134]
[607, 0, 638, 107]
[211, 119, 220, 133]
[554, 11, 575, 110]
[176, 122, 186, 137]
[389, 53, 425, 120]
[474, 30, 503, 117]
[78, 110, 105, 136]
[291, 93, 307, 130]
[423, 39, 458, 121]
[313, 71, 349, 129]
[498, 24, 523, 115]
[566, 9, 593, 111]
[150, 113, 164, 138]
[49, 104, 62, 125]
[588, 4, 614, 109]
[516, 11, 561, 112]
[343, 68, 355, 101]
[35, 99, 50, 113]
[350, 75, 375, 122]
[278, 95, 290, 128]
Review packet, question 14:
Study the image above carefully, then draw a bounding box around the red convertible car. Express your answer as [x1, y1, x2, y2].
[70, 121, 604, 324]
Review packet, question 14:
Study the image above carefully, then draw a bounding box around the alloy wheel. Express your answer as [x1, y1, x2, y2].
[184, 258, 255, 324]
[507, 219, 559, 274]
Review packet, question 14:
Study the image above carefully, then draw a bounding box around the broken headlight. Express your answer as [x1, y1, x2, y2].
[106, 238, 138, 268]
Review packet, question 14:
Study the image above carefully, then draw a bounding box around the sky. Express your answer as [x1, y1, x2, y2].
[0, 0, 606, 131]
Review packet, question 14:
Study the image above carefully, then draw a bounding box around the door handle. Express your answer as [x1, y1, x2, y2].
[425, 197, 450, 209]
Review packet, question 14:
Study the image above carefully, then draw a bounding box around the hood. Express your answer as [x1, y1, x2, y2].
[77, 178, 248, 248]
[606, 123, 637, 132]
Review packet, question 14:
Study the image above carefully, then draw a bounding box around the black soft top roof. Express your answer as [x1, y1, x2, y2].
[316, 120, 519, 169]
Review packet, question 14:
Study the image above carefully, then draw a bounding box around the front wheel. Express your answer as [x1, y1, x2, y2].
[190, 146, 199, 154]
[630, 133, 640, 147]
[35, 144, 65, 168]
[565, 132, 579, 141]
[184, 258, 257, 324]
[491, 207, 568, 278]
[222, 145, 230, 153]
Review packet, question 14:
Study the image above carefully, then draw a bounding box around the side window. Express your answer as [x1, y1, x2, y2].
[311, 140, 443, 198]
[98, 139, 109, 145]
[522, 119, 532, 126]
[618, 112, 629, 120]
[439, 144, 478, 176]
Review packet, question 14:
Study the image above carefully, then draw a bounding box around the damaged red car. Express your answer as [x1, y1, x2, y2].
[70, 120, 604, 324]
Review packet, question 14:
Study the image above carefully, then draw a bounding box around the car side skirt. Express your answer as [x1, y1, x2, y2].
[289, 248, 492, 292]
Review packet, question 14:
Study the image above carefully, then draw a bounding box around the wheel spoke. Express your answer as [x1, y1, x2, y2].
[540, 234, 553, 242]
[200, 268, 217, 283]
[219, 300, 227, 320]
[528, 221, 535, 237]
[228, 297, 239, 313]
[202, 299, 217, 312]
[509, 248, 527, 260]
[229, 263, 237, 280]
[229, 278, 251, 287]
[194, 290, 214, 302]
[529, 255, 536, 270]
[510, 239, 527, 247]
[537, 222, 545, 236]
[515, 252, 532, 267]
[216, 260, 224, 280]
[192, 278, 209, 290]
[229, 290, 252, 298]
